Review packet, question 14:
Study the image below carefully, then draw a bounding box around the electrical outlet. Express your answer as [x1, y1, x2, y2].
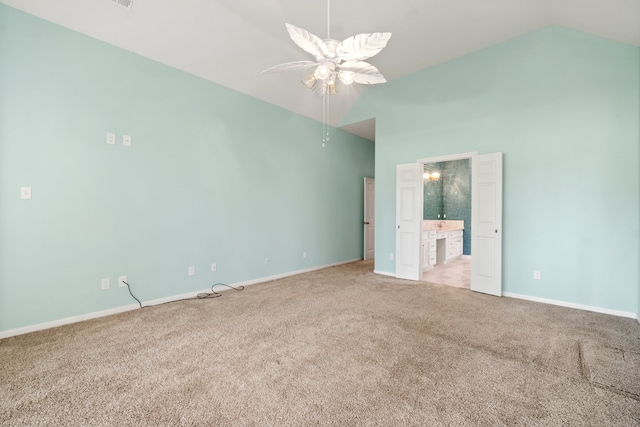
[118, 275, 128, 288]
[534, 271, 541, 280]
[106, 132, 116, 145]
[101, 278, 110, 290]
[211, 263, 217, 272]
[265, 257, 270, 265]
[188, 266, 195, 276]
[20, 187, 32, 200]
[302, 252, 307, 259]
[390, 253, 394, 261]
[123, 135, 132, 147]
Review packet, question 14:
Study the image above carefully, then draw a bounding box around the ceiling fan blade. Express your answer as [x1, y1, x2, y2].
[262, 61, 318, 74]
[285, 23, 329, 61]
[338, 32, 392, 61]
[340, 61, 387, 84]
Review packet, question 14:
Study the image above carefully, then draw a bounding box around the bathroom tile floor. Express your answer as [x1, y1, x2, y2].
[422, 257, 471, 289]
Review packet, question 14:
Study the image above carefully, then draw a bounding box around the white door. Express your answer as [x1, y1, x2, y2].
[471, 152, 503, 296]
[364, 177, 375, 260]
[395, 163, 423, 280]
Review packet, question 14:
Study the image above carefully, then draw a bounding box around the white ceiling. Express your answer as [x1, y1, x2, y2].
[2, 0, 639, 141]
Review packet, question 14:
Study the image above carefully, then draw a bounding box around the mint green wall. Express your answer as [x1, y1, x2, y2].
[0, 5, 374, 333]
[343, 26, 640, 314]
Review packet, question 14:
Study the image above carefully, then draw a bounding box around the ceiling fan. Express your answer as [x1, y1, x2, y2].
[262, 7, 391, 96]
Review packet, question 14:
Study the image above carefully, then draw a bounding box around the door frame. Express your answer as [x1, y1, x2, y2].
[418, 151, 476, 275]
[395, 152, 503, 296]
[414, 151, 502, 295]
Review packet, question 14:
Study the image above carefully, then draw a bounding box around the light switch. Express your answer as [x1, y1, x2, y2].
[20, 187, 32, 200]
[123, 135, 132, 147]
[107, 132, 116, 145]
[101, 278, 110, 290]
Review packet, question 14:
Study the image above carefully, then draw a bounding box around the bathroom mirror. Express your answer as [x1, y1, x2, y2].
[423, 163, 444, 220]
[423, 158, 472, 256]
[423, 159, 471, 223]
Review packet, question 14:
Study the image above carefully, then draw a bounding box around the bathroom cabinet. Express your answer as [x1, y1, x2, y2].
[447, 230, 463, 262]
[421, 231, 437, 271]
[424, 229, 463, 270]
[421, 221, 464, 272]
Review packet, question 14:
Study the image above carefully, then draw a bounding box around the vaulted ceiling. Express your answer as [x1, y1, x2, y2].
[2, 0, 639, 140]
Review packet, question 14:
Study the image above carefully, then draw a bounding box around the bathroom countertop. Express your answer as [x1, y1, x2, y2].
[423, 220, 464, 232]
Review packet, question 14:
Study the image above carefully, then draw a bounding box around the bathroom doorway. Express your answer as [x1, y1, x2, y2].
[395, 152, 502, 296]
[421, 156, 472, 289]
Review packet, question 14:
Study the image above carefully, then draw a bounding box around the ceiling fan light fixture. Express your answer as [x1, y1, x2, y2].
[314, 61, 335, 80]
[263, 22, 391, 97]
[301, 74, 317, 89]
[338, 70, 355, 85]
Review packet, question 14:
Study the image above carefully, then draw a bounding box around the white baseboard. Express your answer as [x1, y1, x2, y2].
[0, 304, 141, 340]
[503, 292, 638, 320]
[0, 258, 361, 340]
[374, 270, 395, 277]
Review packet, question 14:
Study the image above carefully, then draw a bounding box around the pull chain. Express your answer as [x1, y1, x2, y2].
[322, 94, 330, 147]
[322, 0, 331, 148]
[322, 94, 326, 147]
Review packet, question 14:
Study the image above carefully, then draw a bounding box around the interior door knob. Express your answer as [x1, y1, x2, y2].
[364, 221, 370, 225]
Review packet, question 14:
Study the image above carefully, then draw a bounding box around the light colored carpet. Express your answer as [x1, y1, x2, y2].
[1, 260, 639, 426]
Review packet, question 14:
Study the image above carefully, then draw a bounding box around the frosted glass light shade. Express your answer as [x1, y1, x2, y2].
[314, 62, 335, 80]
[338, 70, 355, 85]
[301, 74, 317, 88]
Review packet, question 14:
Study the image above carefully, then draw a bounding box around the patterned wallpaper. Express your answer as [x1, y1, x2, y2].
[424, 159, 471, 255]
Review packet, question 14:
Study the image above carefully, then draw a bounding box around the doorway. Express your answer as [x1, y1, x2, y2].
[395, 152, 503, 296]
[421, 158, 472, 288]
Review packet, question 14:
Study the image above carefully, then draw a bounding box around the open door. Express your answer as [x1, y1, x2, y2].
[364, 177, 375, 260]
[471, 152, 503, 296]
[395, 163, 423, 280]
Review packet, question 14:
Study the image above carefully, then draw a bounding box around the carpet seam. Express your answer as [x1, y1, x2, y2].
[589, 381, 640, 402]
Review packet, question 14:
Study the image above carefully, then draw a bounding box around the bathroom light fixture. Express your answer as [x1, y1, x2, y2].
[424, 172, 441, 181]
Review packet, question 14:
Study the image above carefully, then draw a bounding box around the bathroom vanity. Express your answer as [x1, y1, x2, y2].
[422, 220, 464, 272]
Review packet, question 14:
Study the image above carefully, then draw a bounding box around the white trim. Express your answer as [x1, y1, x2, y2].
[0, 304, 141, 340]
[417, 151, 478, 164]
[0, 259, 361, 340]
[374, 270, 395, 277]
[461, 255, 471, 260]
[503, 292, 637, 320]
